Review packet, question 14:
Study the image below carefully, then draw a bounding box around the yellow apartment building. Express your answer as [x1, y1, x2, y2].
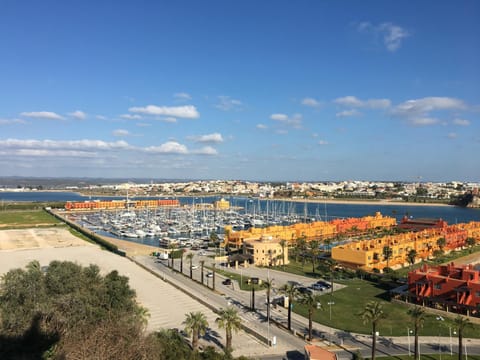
[243, 235, 289, 266]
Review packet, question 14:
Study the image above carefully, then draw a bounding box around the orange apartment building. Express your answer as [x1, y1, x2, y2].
[65, 199, 180, 211]
[332, 221, 480, 271]
[225, 212, 396, 250]
[407, 263, 480, 316]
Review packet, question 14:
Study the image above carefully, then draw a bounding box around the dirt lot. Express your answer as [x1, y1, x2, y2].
[0, 227, 92, 250]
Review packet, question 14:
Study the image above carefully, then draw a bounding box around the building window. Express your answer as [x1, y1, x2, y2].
[434, 284, 441, 290]
[476, 291, 480, 297]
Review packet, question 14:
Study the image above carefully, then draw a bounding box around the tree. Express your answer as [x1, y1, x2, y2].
[436, 237, 446, 252]
[454, 315, 472, 360]
[309, 240, 320, 273]
[215, 307, 242, 355]
[183, 311, 209, 352]
[382, 246, 393, 268]
[407, 306, 426, 360]
[186, 253, 194, 279]
[200, 260, 205, 285]
[466, 237, 476, 253]
[279, 283, 298, 331]
[359, 301, 386, 360]
[264, 278, 274, 326]
[407, 249, 417, 265]
[295, 236, 307, 265]
[298, 292, 323, 341]
[279, 239, 287, 269]
[168, 243, 177, 269]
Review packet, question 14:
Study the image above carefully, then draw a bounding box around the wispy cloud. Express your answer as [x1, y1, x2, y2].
[256, 124, 267, 129]
[334, 96, 391, 109]
[20, 111, 64, 120]
[447, 132, 457, 139]
[187, 133, 224, 144]
[68, 110, 87, 120]
[318, 140, 329, 145]
[129, 105, 199, 119]
[453, 118, 470, 126]
[96, 115, 107, 120]
[113, 129, 130, 137]
[301, 97, 321, 108]
[120, 114, 142, 120]
[336, 109, 361, 117]
[392, 96, 466, 126]
[270, 113, 302, 128]
[357, 21, 410, 52]
[0, 118, 27, 125]
[215, 96, 243, 111]
[0, 138, 131, 151]
[174, 92, 192, 100]
[192, 146, 218, 155]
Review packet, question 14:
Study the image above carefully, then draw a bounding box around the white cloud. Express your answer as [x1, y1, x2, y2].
[162, 117, 177, 123]
[120, 114, 142, 120]
[409, 117, 439, 126]
[113, 129, 130, 137]
[188, 133, 224, 144]
[20, 111, 64, 120]
[357, 21, 410, 52]
[68, 110, 87, 120]
[453, 118, 470, 126]
[0, 118, 27, 125]
[270, 113, 302, 128]
[393, 97, 466, 127]
[336, 109, 361, 117]
[301, 97, 321, 108]
[334, 96, 391, 109]
[174, 92, 192, 100]
[270, 113, 288, 121]
[96, 115, 107, 120]
[447, 132, 458, 139]
[145, 141, 188, 154]
[215, 96, 243, 111]
[0, 139, 131, 151]
[334, 96, 363, 107]
[379, 23, 410, 52]
[318, 140, 329, 145]
[256, 124, 267, 129]
[129, 105, 199, 119]
[192, 146, 218, 155]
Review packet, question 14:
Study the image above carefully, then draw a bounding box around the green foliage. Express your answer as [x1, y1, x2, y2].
[0, 260, 145, 358]
[0, 209, 60, 228]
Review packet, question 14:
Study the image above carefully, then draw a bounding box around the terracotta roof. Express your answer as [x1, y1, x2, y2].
[304, 345, 337, 360]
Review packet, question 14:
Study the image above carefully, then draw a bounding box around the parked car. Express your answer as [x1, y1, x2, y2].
[222, 279, 232, 285]
[191, 265, 199, 270]
[206, 272, 213, 278]
[315, 280, 331, 289]
[297, 286, 313, 295]
[310, 283, 326, 291]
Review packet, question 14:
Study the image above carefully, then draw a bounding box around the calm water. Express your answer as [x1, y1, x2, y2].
[1, 191, 479, 224]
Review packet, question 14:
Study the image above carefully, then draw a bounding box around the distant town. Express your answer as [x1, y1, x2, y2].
[1, 178, 479, 207]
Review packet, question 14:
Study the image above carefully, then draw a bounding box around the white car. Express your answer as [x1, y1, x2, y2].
[191, 265, 199, 270]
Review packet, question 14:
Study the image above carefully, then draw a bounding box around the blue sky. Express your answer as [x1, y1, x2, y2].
[0, 1, 479, 182]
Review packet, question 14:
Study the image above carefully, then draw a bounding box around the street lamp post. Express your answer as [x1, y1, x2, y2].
[407, 327, 411, 356]
[449, 326, 452, 356]
[327, 301, 334, 321]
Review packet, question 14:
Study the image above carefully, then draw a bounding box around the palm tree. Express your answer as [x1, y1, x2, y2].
[382, 245, 393, 269]
[279, 239, 287, 269]
[407, 306, 426, 360]
[212, 263, 216, 291]
[454, 315, 472, 360]
[200, 260, 205, 285]
[359, 301, 386, 360]
[264, 277, 274, 325]
[466, 237, 475, 253]
[309, 240, 320, 273]
[183, 311, 209, 352]
[186, 253, 194, 279]
[298, 292, 323, 341]
[168, 243, 177, 269]
[279, 282, 298, 331]
[216, 307, 242, 354]
[180, 251, 184, 273]
[436, 237, 446, 253]
[407, 249, 417, 265]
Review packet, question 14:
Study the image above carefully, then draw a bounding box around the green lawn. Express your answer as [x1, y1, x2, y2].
[0, 209, 61, 228]
[292, 278, 479, 337]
